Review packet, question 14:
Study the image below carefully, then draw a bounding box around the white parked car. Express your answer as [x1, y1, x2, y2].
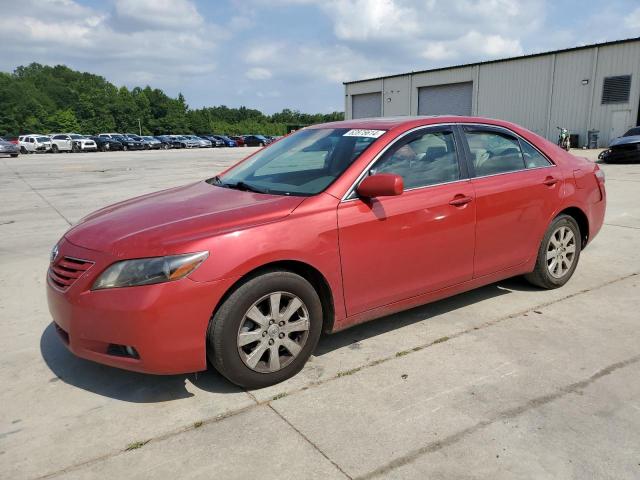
[18, 135, 52, 153]
[50, 133, 97, 152]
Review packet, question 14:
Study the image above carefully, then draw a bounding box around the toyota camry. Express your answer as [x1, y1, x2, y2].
[47, 116, 606, 388]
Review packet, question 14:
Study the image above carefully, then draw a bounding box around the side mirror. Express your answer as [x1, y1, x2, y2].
[356, 173, 404, 198]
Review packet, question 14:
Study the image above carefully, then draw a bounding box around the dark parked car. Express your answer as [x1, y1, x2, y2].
[0, 136, 19, 157]
[212, 135, 237, 147]
[154, 135, 182, 148]
[229, 136, 245, 147]
[98, 134, 145, 151]
[243, 135, 269, 147]
[599, 126, 640, 163]
[91, 136, 124, 152]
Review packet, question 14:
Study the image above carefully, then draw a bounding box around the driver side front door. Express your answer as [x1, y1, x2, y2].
[337, 125, 476, 316]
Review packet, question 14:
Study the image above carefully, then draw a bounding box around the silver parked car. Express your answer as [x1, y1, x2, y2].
[186, 134, 212, 148]
[0, 137, 19, 157]
[172, 135, 200, 148]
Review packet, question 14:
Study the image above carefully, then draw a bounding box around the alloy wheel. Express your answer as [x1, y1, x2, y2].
[546, 226, 576, 278]
[236, 291, 310, 373]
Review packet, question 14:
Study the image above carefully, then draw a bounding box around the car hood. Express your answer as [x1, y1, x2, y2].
[609, 135, 640, 147]
[65, 181, 306, 257]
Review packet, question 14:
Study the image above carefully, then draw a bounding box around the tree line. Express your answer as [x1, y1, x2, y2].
[0, 63, 344, 137]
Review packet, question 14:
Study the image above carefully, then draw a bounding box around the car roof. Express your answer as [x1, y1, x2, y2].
[309, 115, 525, 133]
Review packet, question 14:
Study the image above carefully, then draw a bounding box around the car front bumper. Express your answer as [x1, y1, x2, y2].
[46, 238, 235, 374]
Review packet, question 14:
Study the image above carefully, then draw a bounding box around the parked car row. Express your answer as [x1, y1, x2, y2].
[2, 132, 281, 155]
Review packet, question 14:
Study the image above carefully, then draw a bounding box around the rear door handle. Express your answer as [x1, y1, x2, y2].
[449, 195, 473, 207]
[543, 176, 559, 186]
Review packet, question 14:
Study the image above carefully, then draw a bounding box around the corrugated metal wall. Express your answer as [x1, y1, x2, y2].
[344, 39, 640, 146]
[476, 56, 553, 137]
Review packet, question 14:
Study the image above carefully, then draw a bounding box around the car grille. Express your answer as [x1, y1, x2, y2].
[49, 256, 95, 291]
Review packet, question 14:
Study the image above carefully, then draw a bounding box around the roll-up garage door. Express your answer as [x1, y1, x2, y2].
[418, 82, 473, 116]
[352, 92, 382, 118]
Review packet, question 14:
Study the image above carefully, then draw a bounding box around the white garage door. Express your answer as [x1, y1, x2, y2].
[352, 92, 382, 119]
[418, 82, 473, 116]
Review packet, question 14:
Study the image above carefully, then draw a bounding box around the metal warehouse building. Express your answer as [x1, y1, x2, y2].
[344, 37, 640, 147]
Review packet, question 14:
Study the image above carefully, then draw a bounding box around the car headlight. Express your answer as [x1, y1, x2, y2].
[92, 251, 208, 290]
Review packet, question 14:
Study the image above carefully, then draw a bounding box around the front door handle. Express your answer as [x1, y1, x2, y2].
[543, 176, 559, 186]
[449, 194, 473, 207]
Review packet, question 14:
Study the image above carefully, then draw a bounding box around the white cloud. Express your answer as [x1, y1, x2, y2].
[246, 67, 273, 80]
[625, 7, 640, 29]
[0, 0, 218, 87]
[114, 0, 204, 30]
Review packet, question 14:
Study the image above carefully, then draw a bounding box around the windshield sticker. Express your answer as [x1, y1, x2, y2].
[343, 129, 386, 138]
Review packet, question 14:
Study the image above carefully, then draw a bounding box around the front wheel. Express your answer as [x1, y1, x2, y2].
[51, 144, 59, 153]
[525, 214, 581, 289]
[208, 271, 323, 389]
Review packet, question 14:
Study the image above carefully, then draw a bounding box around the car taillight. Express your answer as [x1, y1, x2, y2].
[594, 165, 605, 199]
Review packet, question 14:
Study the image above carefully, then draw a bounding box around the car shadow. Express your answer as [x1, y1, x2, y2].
[40, 276, 537, 402]
[40, 323, 241, 403]
[315, 276, 530, 356]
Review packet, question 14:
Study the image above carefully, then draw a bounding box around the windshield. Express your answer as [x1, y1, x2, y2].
[70, 134, 83, 139]
[213, 128, 383, 196]
[113, 135, 126, 141]
[37, 136, 50, 142]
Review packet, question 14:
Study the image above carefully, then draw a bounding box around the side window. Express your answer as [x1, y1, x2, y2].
[464, 130, 525, 176]
[520, 140, 552, 168]
[371, 130, 460, 189]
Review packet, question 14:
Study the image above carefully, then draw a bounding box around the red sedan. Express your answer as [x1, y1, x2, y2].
[47, 116, 606, 388]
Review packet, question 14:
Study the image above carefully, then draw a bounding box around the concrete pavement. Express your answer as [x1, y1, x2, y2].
[0, 148, 638, 479]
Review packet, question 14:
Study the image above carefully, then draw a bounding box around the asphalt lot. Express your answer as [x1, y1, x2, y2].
[1, 147, 639, 479]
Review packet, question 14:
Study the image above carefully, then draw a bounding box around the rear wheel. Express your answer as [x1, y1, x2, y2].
[10, 153, 18, 158]
[525, 214, 581, 289]
[20, 146, 27, 154]
[208, 270, 322, 389]
[122, 145, 128, 151]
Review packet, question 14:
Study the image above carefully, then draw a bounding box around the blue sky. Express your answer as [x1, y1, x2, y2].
[0, 0, 638, 114]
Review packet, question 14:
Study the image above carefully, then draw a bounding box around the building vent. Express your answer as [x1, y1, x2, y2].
[601, 75, 631, 104]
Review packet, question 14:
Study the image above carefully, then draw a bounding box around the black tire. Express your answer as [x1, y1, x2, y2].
[10, 153, 18, 158]
[525, 214, 581, 289]
[51, 144, 59, 153]
[208, 270, 323, 389]
[20, 146, 27, 154]
[122, 145, 128, 151]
